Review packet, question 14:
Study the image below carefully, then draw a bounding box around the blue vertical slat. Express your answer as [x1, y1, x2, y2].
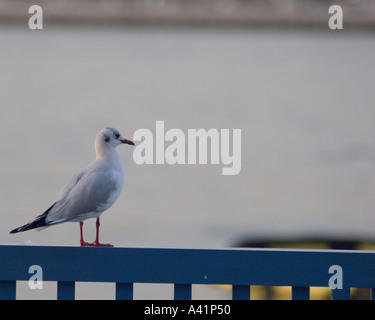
[116, 282, 133, 300]
[57, 281, 75, 300]
[372, 288, 375, 300]
[232, 285, 250, 300]
[0, 280, 16, 300]
[331, 288, 350, 300]
[292, 286, 310, 300]
[174, 284, 192, 300]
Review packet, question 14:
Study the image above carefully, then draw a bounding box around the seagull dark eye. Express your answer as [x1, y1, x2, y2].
[114, 133, 120, 139]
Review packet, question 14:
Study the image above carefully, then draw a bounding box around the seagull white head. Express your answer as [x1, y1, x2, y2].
[95, 127, 134, 158]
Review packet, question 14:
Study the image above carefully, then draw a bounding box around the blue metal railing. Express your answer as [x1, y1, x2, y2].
[1, 245, 375, 300]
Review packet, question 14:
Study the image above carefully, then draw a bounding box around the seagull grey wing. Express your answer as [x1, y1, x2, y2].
[45, 169, 119, 224]
[55, 170, 86, 202]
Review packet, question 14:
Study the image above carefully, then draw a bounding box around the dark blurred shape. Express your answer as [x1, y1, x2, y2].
[234, 235, 375, 250]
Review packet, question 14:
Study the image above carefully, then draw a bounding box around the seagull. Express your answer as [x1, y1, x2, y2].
[10, 127, 134, 247]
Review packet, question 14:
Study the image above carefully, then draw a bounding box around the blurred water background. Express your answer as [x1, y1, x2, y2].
[0, 0, 374, 299]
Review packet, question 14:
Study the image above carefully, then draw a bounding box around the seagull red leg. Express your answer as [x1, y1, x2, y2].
[93, 218, 113, 247]
[79, 221, 93, 246]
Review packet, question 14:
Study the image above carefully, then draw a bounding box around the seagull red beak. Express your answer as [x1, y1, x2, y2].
[121, 139, 135, 146]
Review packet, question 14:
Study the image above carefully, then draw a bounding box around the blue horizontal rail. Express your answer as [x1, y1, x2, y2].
[1, 245, 375, 300]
